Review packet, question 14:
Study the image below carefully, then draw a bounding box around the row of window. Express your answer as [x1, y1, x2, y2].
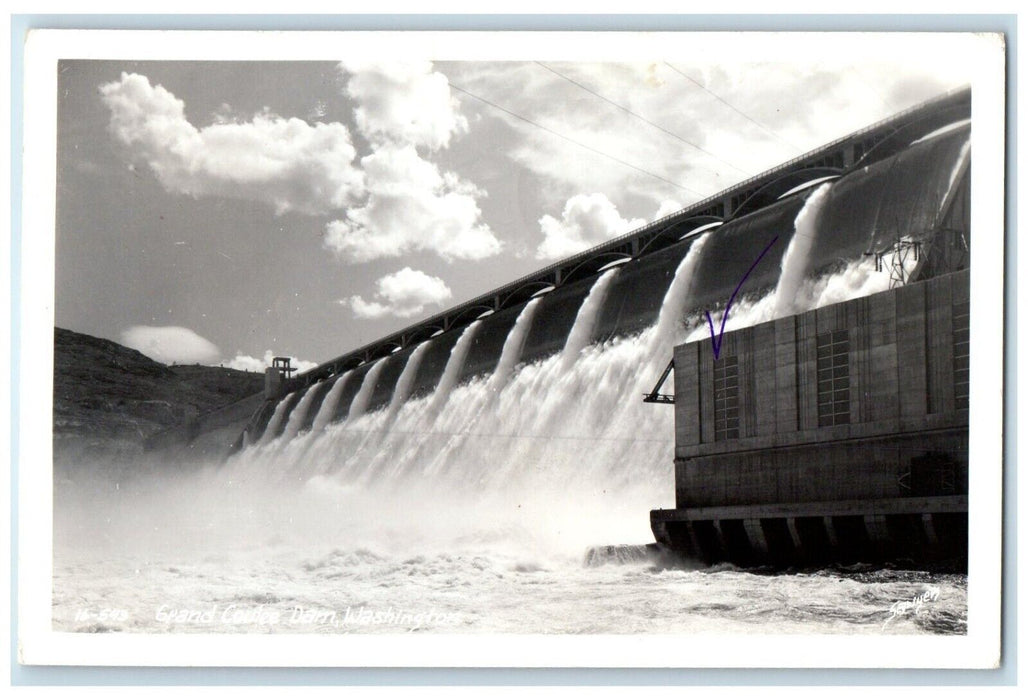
[953, 301, 970, 410]
[711, 309, 968, 441]
[817, 330, 851, 427]
[713, 355, 739, 441]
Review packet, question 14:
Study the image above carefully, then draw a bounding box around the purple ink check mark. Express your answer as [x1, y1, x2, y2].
[704, 236, 780, 359]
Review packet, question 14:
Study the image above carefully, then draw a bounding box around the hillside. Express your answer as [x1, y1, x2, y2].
[53, 327, 265, 459]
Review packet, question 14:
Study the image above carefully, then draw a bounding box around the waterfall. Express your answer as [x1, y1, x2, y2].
[280, 382, 322, 442]
[309, 371, 351, 434]
[347, 358, 389, 422]
[647, 232, 712, 365]
[560, 268, 619, 370]
[242, 236, 716, 496]
[257, 392, 294, 447]
[239, 139, 966, 512]
[774, 182, 832, 317]
[196, 120, 974, 557]
[411, 243, 713, 488]
[684, 182, 872, 347]
[427, 320, 481, 417]
[485, 299, 540, 395]
[250, 181, 889, 501]
[386, 342, 430, 421]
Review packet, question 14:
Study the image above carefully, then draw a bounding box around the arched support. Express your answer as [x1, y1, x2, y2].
[444, 304, 497, 332]
[498, 280, 556, 309]
[637, 214, 724, 257]
[730, 167, 843, 219]
[560, 252, 633, 286]
[852, 102, 969, 169]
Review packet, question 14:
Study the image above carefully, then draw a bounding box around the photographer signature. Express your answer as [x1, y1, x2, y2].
[882, 585, 941, 629]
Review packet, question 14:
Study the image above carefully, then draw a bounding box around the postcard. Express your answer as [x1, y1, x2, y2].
[17, 29, 1006, 668]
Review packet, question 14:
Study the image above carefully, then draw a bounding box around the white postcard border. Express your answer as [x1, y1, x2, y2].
[17, 29, 1007, 668]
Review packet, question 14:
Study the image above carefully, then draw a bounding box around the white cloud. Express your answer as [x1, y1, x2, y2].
[101, 70, 498, 266]
[224, 350, 318, 374]
[120, 325, 221, 365]
[323, 143, 501, 262]
[339, 60, 468, 150]
[100, 72, 365, 215]
[455, 61, 728, 209]
[536, 193, 645, 260]
[321, 62, 499, 264]
[453, 56, 971, 213]
[653, 199, 683, 220]
[343, 267, 453, 319]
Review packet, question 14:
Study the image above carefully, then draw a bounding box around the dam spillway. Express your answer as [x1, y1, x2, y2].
[154, 87, 972, 508]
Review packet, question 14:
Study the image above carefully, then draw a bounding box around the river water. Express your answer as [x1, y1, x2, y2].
[53, 463, 966, 635]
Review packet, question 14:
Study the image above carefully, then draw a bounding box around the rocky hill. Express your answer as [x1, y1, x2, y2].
[53, 327, 264, 460]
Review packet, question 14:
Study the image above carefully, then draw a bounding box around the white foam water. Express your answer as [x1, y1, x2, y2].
[280, 381, 323, 442]
[257, 391, 295, 447]
[310, 371, 352, 435]
[774, 182, 832, 317]
[386, 341, 431, 422]
[560, 268, 619, 370]
[486, 298, 540, 397]
[428, 320, 481, 418]
[348, 358, 389, 422]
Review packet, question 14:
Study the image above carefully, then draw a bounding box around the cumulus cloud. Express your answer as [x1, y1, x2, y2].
[224, 350, 318, 374]
[339, 60, 468, 151]
[120, 325, 221, 365]
[100, 69, 498, 266]
[536, 193, 645, 260]
[343, 267, 453, 319]
[322, 63, 499, 263]
[653, 199, 684, 220]
[100, 72, 365, 215]
[323, 143, 501, 262]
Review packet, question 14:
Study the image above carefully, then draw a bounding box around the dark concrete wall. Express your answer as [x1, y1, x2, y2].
[675, 430, 967, 508]
[672, 270, 969, 510]
[144, 391, 266, 461]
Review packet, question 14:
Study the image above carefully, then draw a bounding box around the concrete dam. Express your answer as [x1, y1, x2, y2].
[151, 87, 971, 566]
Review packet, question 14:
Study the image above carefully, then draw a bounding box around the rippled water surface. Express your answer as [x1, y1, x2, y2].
[53, 466, 966, 636]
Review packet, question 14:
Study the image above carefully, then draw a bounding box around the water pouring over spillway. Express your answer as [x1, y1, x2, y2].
[230, 118, 971, 534]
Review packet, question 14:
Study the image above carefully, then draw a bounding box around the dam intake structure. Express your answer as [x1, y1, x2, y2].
[154, 89, 972, 568]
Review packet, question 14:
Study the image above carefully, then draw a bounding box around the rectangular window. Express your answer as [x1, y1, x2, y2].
[817, 330, 850, 427]
[713, 355, 739, 441]
[953, 301, 970, 410]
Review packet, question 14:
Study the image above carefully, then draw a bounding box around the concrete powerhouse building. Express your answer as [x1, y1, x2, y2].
[651, 269, 969, 567]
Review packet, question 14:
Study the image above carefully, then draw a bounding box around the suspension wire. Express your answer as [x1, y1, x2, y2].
[663, 62, 804, 153]
[534, 61, 750, 177]
[447, 80, 704, 198]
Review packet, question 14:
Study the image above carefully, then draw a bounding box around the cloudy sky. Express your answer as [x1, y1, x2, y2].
[54, 36, 977, 370]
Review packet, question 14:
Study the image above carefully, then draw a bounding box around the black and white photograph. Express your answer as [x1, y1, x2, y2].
[16, 28, 1006, 668]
